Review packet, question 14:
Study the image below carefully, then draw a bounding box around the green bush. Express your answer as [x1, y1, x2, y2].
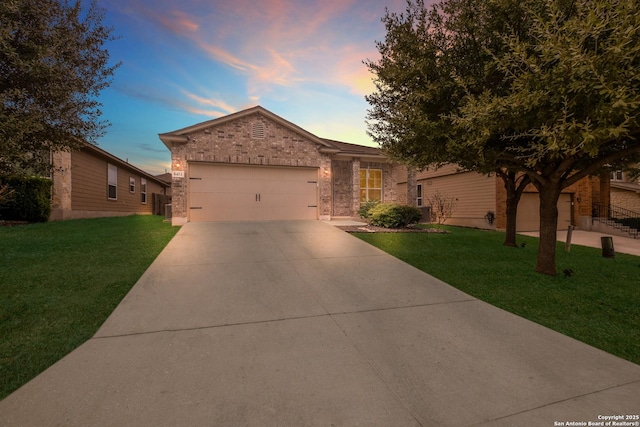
[369, 203, 422, 228]
[0, 176, 52, 222]
[397, 204, 422, 225]
[358, 199, 380, 219]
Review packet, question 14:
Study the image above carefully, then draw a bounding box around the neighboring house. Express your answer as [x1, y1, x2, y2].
[158, 106, 402, 226]
[50, 143, 169, 220]
[396, 165, 610, 232]
[609, 169, 640, 213]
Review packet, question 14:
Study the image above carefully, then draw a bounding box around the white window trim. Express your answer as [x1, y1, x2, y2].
[360, 168, 383, 202]
[108, 164, 117, 200]
[129, 177, 135, 193]
[140, 178, 147, 204]
[417, 183, 423, 207]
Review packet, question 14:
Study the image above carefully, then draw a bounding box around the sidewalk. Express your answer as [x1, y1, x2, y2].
[519, 229, 640, 257]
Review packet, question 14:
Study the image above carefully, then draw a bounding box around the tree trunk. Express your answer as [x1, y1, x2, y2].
[504, 194, 519, 247]
[535, 182, 562, 276]
[500, 171, 530, 247]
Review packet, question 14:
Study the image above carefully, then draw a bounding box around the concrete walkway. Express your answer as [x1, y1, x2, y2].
[1, 221, 639, 426]
[520, 229, 640, 257]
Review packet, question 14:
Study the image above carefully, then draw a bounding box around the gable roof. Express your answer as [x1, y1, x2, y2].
[322, 138, 382, 157]
[159, 105, 334, 149]
[158, 105, 386, 160]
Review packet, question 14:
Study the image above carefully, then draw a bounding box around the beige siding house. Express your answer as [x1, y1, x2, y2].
[159, 106, 402, 226]
[397, 165, 608, 232]
[397, 164, 496, 229]
[50, 143, 169, 220]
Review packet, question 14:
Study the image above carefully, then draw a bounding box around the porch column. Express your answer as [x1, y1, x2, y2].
[318, 157, 332, 221]
[351, 158, 361, 217]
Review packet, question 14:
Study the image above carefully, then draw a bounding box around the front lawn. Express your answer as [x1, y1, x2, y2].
[354, 226, 640, 366]
[0, 215, 179, 400]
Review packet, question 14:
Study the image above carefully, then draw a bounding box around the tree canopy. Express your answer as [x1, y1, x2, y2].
[366, 0, 640, 275]
[0, 0, 119, 175]
[365, 0, 540, 248]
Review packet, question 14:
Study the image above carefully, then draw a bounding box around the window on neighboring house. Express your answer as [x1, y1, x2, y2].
[359, 169, 382, 202]
[129, 177, 135, 193]
[417, 183, 423, 207]
[610, 170, 623, 181]
[108, 164, 117, 200]
[141, 178, 147, 204]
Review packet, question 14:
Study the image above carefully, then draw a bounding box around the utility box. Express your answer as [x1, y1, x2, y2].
[601, 236, 615, 258]
[419, 206, 432, 223]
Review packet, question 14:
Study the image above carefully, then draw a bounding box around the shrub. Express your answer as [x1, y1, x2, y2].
[427, 190, 456, 225]
[369, 203, 422, 228]
[397, 204, 422, 225]
[0, 184, 14, 206]
[358, 199, 380, 219]
[0, 176, 52, 222]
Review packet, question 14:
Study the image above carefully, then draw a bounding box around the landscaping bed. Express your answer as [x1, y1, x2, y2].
[337, 224, 448, 233]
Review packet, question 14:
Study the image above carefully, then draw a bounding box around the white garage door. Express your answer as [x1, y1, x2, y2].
[516, 193, 572, 231]
[188, 163, 319, 222]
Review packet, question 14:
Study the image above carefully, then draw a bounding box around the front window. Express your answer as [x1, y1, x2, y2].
[610, 170, 623, 181]
[108, 164, 117, 200]
[359, 169, 382, 202]
[141, 178, 147, 204]
[417, 183, 423, 206]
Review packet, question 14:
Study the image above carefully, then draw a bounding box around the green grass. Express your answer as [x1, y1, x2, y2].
[0, 215, 179, 399]
[354, 226, 640, 366]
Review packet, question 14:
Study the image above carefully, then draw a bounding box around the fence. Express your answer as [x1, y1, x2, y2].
[592, 203, 639, 238]
[152, 193, 171, 217]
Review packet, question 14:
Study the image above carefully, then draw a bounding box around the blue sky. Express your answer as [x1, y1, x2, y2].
[91, 0, 426, 175]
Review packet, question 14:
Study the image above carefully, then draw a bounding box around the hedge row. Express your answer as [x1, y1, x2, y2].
[0, 176, 52, 222]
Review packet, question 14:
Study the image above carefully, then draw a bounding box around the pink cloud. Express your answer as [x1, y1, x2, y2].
[131, 0, 396, 100]
[195, 42, 256, 72]
[181, 106, 227, 118]
[181, 91, 236, 114]
[169, 10, 199, 33]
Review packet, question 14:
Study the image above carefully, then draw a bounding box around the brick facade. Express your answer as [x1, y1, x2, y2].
[331, 159, 352, 216]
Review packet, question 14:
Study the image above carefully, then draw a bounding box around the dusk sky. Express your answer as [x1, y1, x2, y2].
[92, 0, 427, 175]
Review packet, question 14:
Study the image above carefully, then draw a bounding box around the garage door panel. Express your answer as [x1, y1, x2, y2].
[516, 193, 572, 232]
[188, 163, 318, 222]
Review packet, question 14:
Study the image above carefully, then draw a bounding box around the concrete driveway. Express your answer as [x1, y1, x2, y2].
[1, 221, 639, 426]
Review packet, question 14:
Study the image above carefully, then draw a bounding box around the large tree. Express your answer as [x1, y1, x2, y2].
[456, 0, 640, 274]
[367, 0, 640, 275]
[365, 0, 539, 248]
[0, 0, 119, 175]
